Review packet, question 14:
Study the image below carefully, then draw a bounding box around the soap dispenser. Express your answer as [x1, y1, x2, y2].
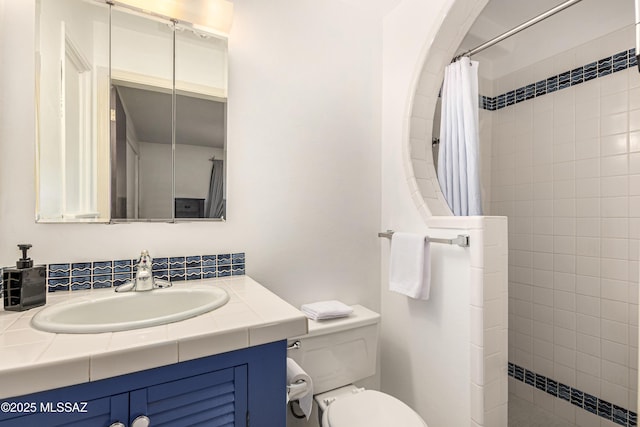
[3, 244, 46, 311]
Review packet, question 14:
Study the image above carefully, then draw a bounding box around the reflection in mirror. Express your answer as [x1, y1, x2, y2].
[36, 0, 110, 222]
[175, 27, 227, 220]
[110, 7, 174, 221]
[113, 86, 226, 220]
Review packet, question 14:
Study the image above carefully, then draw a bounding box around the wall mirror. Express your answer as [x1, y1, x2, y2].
[36, 0, 228, 223]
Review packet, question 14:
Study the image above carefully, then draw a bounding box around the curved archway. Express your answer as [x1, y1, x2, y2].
[402, 0, 488, 219]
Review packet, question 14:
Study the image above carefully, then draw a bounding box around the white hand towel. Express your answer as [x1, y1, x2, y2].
[389, 232, 431, 300]
[300, 300, 353, 321]
[286, 358, 313, 419]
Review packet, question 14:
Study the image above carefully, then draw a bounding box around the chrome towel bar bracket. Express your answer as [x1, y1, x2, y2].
[378, 230, 470, 248]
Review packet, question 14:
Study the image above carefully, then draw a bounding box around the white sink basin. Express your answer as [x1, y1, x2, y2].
[31, 286, 229, 334]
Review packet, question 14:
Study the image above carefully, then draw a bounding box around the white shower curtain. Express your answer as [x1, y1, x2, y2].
[437, 56, 483, 216]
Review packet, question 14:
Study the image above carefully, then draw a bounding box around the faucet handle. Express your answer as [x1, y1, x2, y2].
[137, 250, 152, 266]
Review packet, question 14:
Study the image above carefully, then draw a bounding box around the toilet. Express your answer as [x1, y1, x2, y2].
[288, 305, 427, 427]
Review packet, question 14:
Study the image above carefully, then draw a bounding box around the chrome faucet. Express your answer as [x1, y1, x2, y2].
[115, 250, 172, 292]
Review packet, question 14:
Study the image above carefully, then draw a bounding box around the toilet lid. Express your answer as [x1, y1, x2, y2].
[326, 390, 426, 427]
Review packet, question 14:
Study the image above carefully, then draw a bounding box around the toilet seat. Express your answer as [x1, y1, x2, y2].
[323, 390, 426, 427]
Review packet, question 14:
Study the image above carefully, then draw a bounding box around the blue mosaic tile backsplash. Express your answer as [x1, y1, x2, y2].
[479, 48, 637, 111]
[1, 252, 245, 293]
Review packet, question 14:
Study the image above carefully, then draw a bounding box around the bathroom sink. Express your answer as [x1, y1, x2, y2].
[31, 286, 230, 334]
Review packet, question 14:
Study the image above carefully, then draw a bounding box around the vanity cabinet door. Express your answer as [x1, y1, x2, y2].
[0, 393, 128, 427]
[129, 365, 248, 427]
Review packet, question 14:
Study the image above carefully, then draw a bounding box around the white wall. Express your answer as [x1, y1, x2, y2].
[0, 0, 382, 314]
[382, 1, 510, 427]
[138, 141, 173, 219]
[489, 27, 640, 423]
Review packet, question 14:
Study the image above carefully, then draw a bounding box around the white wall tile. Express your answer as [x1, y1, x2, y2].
[576, 237, 600, 257]
[554, 272, 576, 293]
[601, 133, 628, 157]
[574, 406, 601, 427]
[601, 299, 629, 324]
[533, 302, 554, 323]
[630, 131, 640, 152]
[576, 158, 601, 179]
[601, 218, 629, 238]
[601, 258, 629, 281]
[601, 112, 628, 137]
[577, 295, 601, 317]
[601, 154, 629, 177]
[601, 92, 628, 116]
[631, 152, 640, 174]
[601, 175, 629, 197]
[554, 327, 577, 350]
[577, 333, 601, 357]
[555, 344, 577, 368]
[601, 338, 629, 367]
[600, 65, 628, 95]
[553, 395, 576, 424]
[576, 177, 601, 198]
[555, 290, 576, 311]
[601, 197, 629, 218]
[490, 49, 640, 421]
[601, 238, 629, 260]
[576, 275, 601, 297]
[576, 198, 601, 217]
[630, 108, 640, 132]
[601, 278, 629, 303]
[555, 308, 576, 330]
[576, 313, 601, 337]
[630, 196, 640, 217]
[601, 319, 629, 345]
[576, 118, 600, 140]
[575, 138, 600, 160]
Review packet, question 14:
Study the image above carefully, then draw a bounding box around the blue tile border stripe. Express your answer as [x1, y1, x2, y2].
[509, 362, 637, 427]
[0, 252, 245, 293]
[479, 48, 635, 111]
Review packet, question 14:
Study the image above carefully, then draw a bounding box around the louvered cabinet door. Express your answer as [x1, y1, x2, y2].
[129, 365, 248, 427]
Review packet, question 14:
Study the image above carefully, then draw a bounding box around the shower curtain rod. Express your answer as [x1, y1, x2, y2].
[453, 0, 583, 61]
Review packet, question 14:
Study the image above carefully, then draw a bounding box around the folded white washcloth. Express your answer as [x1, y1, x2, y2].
[300, 300, 353, 321]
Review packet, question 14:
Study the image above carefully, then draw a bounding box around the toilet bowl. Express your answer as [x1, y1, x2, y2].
[315, 385, 426, 427]
[288, 305, 427, 427]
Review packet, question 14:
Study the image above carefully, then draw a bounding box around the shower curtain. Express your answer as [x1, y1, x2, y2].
[437, 56, 483, 216]
[205, 159, 225, 218]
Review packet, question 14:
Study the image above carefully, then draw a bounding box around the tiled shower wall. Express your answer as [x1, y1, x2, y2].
[488, 28, 640, 424]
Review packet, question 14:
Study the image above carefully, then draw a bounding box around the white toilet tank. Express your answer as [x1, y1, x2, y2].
[287, 305, 380, 394]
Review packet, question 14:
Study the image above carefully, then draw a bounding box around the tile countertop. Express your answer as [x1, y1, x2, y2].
[0, 276, 308, 399]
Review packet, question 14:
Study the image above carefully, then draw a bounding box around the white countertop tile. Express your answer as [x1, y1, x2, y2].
[0, 328, 54, 347]
[39, 333, 112, 362]
[0, 342, 53, 368]
[0, 276, 306, 399]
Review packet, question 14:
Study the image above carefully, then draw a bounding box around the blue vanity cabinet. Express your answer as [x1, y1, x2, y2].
[0, 394, 129, 426]
[128, 365, 248, 426]
[0, 340, 286, 427]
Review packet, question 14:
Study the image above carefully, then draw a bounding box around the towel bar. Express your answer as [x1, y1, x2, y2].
[378, 230, 470, 247]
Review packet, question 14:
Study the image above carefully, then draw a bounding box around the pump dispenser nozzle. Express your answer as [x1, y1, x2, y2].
[16, 244, 34, 269]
